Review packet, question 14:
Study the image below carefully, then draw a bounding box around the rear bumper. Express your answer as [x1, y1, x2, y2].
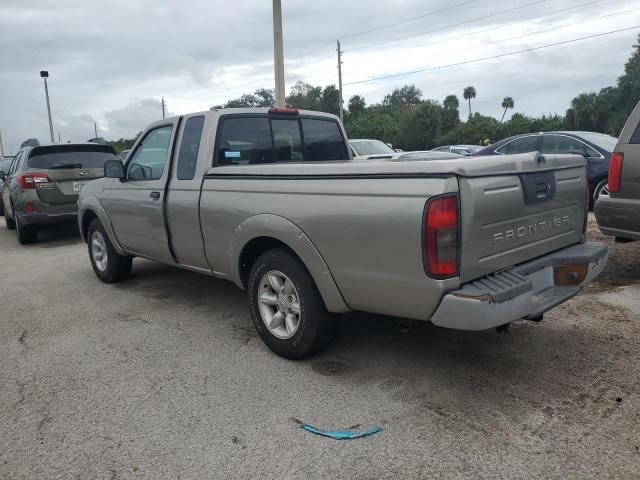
[431, 242, 608, 331]
[17, 212, 78, 228]
[594, 195, 640, 241]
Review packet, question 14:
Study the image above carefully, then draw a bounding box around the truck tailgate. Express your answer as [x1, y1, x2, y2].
[459, 158, 586, 282]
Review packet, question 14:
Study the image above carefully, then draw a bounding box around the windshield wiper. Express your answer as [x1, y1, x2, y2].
[48, 163, 83, 169]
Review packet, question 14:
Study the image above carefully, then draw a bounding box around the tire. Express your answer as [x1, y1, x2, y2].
[247, 248, 337, 359]
[87, 219, 132, 283]
[15, 212, 37, 245]
[5, 200, 15, 230]
[591, 178, 609, 209]
[0, 199, 4, 217]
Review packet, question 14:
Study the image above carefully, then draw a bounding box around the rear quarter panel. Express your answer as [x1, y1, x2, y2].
[200, 175, 460, 319]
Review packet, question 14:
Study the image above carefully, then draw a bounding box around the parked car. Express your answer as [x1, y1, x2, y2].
[475, 131, 617, 207]
[431, 144, 484, 156]
[0, 143, 119, 244]
[349, 139, 396, 159]
[0, 157, 13, 216]
[595, 101, 640, 242]
[78, 107, 607, 359]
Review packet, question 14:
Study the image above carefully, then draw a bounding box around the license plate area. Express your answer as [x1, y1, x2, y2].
[73, 181, 86, 192]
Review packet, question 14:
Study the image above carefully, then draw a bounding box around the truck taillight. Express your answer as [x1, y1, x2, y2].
[583, 175, 589, 234]
[17, 173, 49, 189]
[609, 152, 624, 193]
[424, 194, 460, 278]
[268, 107, 299, 115]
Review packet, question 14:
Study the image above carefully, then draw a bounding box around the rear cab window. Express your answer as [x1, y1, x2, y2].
[214, 114, 347, 165]
[28, 144, 118, 170]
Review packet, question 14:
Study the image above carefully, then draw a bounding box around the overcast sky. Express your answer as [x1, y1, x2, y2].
[1, 0, 639, 153]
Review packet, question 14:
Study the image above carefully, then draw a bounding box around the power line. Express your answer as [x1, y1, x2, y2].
[346, 0, 549, 53]
[341, 0, 604, 64]
[344, 25, 640, 86]
[288, 0, 480, 59]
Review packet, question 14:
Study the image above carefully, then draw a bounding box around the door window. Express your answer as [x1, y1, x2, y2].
[301, 118, 349, 161]
[9, 152, 22, 174]
[176, 116, 205, 180]
[501, 135, 539, 154]
[127, 125, 173, 180]
[541, 135, 596, 156]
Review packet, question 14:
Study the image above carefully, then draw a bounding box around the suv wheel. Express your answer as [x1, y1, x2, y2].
[5, 201, 15, 229]
[247, 248, 337, 359]
[15, 214, 37, 244]
[88, 219, 132, 283]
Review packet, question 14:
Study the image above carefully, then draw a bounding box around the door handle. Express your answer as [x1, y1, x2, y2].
[150, 191, 161, 200]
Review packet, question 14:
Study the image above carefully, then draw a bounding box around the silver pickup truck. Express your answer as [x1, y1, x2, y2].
[78, 108, 608, 359]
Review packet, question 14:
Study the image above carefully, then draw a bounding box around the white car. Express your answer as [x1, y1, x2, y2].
[431, 145, 484, 156]
[349, 139, 397, 159]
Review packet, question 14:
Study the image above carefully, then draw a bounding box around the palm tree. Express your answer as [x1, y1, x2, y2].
[500, 97, 514, 122]
[348, 95, 366, 115]
[463, 86, 476, 119]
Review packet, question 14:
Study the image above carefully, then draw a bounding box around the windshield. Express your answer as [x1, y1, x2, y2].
[578, 132, 618, 152]
[351, 140, 395, 156]
[28, 145, 117, 169]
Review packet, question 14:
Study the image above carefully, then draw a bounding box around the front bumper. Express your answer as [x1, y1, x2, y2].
[17, 212, 78, 228]
[594, 195, 640, 241]
[431, 242, 608, 331]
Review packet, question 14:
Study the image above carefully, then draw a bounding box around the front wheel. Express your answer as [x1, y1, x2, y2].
[247, 248, 337, 359]
[87, 219, 132, 283]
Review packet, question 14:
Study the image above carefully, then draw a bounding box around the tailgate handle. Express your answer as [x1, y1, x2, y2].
[150, 191, 161, 200]
[520, 172, 556, 205]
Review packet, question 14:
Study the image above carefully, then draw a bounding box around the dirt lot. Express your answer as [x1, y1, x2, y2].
[0, 215, 638, 479]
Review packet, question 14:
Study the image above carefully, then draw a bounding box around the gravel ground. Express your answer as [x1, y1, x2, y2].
[0, 215, 638, 479]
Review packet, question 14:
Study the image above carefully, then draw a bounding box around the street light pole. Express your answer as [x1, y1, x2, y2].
[40, 71, 55, 143]
[272, 0, 286, 107]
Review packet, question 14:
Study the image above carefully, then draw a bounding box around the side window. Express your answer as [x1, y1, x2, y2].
[271, 119, 303, 162]
[176, 116, 205, 180]
[301, 118, 348, 161]
[12, 152, 25, 173]
[504, 136, 539, 154]
[216, 117, 273, 165]
[542, 135, 587, 155]
[630, 121, 640, 144]
[127, 125, 173, 181]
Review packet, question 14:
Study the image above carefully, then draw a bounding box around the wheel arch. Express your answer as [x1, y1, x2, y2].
[78, 196, 127, 256]
[230, 214, 350, 313]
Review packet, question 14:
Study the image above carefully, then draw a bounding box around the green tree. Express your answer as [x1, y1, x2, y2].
[500, 97, 514, 123]
[348, 95, 366, 115]
[463, 86, 476, 119]
[383, 85, 422, 107]
[320, 85, 340, 116]
[442, 94, 460, 133]
[286, 82, 322, 110]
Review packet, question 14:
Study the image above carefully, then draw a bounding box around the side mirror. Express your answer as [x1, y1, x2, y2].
[104, 159, 125, 179]
[568, 149, 588, 158]
[0, 170, 5, 181]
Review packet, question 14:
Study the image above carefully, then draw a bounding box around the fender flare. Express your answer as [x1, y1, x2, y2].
[228, 214, 350, 313]
[78, 195, 127, 256]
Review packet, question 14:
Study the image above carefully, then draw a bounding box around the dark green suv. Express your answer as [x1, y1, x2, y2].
[0, 143, 118, 244]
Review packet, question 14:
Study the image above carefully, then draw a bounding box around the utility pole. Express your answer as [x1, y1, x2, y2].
[272, 0, 286, 107]
[94, 123, 98, 138]
[40, 71, 55, 143]
[161, 96, 166, 119]
[337, 40, 344, 123]
[0, 129, 5, 157]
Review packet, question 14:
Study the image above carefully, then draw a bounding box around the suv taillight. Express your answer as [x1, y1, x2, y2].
[17, 172, 49, 189]
[424, 194, 460, 278]
[609, 152, 624, 194]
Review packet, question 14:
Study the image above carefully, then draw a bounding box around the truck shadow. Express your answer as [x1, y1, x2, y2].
[117, 259, 626, 416]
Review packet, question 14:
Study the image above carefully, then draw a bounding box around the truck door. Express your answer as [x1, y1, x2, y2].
[165, 114, 212, 271]
[104, 121, 178, 262]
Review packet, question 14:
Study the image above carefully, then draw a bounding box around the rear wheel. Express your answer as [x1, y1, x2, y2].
[15, 214, 37, 244]
[88, 219, 132, 283]
[5, 200, 15, 229]
[247, 248, 337, 359]
[592, 179, 609, 207]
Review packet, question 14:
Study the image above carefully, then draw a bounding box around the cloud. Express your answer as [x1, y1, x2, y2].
[0, 0, 639, 153]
